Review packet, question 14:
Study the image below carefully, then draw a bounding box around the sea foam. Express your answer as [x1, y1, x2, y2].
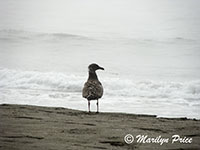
[0, 68, 199, 101]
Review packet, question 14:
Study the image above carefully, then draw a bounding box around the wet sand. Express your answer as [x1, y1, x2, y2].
[0, 104, 199, 150]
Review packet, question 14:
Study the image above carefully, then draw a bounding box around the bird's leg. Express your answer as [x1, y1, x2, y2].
[88, 100, 91, 113]
[96, 99, 99, 113]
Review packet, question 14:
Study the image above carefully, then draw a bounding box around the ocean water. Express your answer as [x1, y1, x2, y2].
[0, 0, 200, 118]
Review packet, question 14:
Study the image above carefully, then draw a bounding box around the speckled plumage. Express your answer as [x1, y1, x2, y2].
[82, 63, 104, 113]
[82, 79, 103, 100]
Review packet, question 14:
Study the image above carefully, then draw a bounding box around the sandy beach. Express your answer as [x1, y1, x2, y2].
[1, 1, 200, 150]
[0, 104, 199, 150]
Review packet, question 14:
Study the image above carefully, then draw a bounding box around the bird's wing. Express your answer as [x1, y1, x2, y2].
[82, 81, 103, 100]
[97, 82, 103, 98]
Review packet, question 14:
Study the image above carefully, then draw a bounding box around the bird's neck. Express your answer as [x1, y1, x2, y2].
[88, 71, 98, 81]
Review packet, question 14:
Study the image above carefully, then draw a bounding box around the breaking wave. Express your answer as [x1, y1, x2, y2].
[0, 68, 200, 101]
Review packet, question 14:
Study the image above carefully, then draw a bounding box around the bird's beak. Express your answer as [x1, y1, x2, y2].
[98, 66, 104, 70]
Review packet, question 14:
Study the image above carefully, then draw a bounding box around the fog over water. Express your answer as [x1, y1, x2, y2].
[0, 0, 200, 118]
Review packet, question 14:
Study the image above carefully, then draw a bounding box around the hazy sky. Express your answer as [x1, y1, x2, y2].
[0, 0, 200, 39]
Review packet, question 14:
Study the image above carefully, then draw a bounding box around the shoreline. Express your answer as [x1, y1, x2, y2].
[0, 104, 200, 150]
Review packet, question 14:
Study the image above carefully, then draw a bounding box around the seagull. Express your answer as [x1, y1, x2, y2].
[82, 63, 104, 113]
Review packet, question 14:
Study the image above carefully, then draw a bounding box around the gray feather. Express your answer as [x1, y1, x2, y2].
[82, 80, 103, 100]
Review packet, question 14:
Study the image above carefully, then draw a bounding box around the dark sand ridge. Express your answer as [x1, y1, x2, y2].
[0, 104, 199, 150]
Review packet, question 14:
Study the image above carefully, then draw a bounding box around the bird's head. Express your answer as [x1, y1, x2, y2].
[88, 63, 104, 73]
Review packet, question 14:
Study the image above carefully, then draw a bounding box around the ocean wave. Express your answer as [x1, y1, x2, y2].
[0, 29, 91, 42]
[0, 68, 84, 92]
[0, 68, 200, 101]
[0, 29, 197, 45]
